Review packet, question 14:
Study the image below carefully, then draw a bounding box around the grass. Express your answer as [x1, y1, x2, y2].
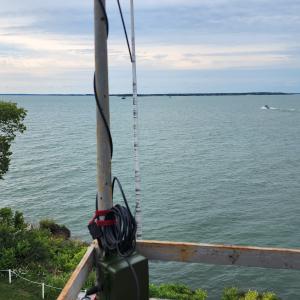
[0, 271, 96, 300]
[0, 276, 46, 300]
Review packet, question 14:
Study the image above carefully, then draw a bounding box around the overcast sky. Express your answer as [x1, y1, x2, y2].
[0, 0, 299, 94]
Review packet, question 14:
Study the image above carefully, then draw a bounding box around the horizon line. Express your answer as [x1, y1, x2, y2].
[0, 92, 299, 97]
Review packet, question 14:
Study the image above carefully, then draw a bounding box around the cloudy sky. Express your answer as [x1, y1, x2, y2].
[0, 0, 299, 94]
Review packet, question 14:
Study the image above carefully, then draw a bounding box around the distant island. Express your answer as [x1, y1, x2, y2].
[0, 92, 298, 97]
[114, 92, 298, 97]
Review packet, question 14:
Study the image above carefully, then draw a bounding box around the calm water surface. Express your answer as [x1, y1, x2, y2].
[1, 95, 300, 299]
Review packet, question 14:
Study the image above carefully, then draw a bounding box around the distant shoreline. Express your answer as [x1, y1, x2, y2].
[0, 92, 299, 97]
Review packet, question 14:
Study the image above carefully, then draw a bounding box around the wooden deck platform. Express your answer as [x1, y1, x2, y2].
[58, 239, 300, 300]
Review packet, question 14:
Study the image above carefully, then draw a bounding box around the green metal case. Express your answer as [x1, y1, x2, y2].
[98, 253, 149, 300]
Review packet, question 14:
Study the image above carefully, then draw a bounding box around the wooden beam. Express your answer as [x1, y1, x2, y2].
[57, 242, 96, 300]
[57, 240, 300, 299]
[137, 240, 300, 270]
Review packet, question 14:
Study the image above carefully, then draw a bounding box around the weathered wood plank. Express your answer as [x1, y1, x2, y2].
[137, 240, 300, 270]
[58, 240, 300, 299]
[57, 242, 96, 300]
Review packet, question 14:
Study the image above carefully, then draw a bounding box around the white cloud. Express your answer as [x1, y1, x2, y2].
[0, 16, 37, 30]
[0, 0, 299, 93]
[0, 33, 93, 82]
[109, 42, 298, 70]
[0, 34, 92, 52]
[0, 29, 298, 81]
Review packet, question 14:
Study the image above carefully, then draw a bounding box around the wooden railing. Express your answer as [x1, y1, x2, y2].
[57, 242, 97, 300]
[57, 240, 300, 299]
[137, 240, 300, 270]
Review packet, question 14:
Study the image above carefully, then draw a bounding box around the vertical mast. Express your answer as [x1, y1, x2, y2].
[94, 0, 112, 211]
[130, 0, 142, 239]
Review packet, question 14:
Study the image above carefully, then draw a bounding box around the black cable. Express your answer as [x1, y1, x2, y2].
[94, 0, 136, 255]
[97, 0, 109, 36]
[106, 177, 139, 299]
[125, 257, 140, 300]
[100, 176, 136, 257]
[112, 176, 135, 220]
[116, 0, 133, 62]
[94, 1, 112, 157]
[94, 0, 133, 158]
[93, 74, 113, 158]
[95, 176, 139, 300]
[93, 2, 140, 299]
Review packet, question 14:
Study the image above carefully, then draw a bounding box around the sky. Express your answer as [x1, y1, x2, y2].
[0, 0, 299, 94]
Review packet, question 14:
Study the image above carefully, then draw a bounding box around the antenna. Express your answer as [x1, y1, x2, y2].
[130, 0, 142, 240]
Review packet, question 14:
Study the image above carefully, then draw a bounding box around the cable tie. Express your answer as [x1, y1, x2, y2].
[96, 219, 116, 227]
[89, 209, 113, 225]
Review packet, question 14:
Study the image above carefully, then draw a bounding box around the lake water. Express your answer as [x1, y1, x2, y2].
[1, 94, 300, 299]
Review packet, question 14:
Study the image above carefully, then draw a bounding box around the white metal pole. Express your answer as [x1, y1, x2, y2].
[42, 283, 45, 299]
[94, 0, 112, 211]
[130, 0, 142, 239]
[8, 269, 11, 284]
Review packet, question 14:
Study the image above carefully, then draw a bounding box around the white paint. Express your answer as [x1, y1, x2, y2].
[130, 0, 142, 240]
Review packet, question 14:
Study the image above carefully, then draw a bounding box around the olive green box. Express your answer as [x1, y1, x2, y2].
[98, 253, 149, 300]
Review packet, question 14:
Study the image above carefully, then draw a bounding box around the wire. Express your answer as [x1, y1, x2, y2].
[92, 177, 140, 299]
[100, 176, 136, 257]
[97, 0, 109, 36]
[97, 176, 139, 299]
[93, 74, 113, 158]
[94, 1, 112, 158]
[125, 257, 140, 300]
[116, 0, 133, 62]
[94, 2, 137, 253]
[11, 270, 42, 286]
[93, 2, 140, 299]
[94, 0, 135, 158]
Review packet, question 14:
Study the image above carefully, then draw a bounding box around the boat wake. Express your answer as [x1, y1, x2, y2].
[261, 106, 278, 110]
[260, 106, 297, 112]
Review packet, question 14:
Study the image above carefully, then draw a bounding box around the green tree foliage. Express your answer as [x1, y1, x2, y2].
[0, 101, 27, 179]
[0, 207, 86, 273]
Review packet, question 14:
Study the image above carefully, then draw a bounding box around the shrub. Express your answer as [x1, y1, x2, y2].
[222, 288, 280, 300]
[262, 292, 280, 300]
[149, 283, 207, 300]
[222, 287, 240, 300]
[0, 207, 14, 226]
[40, 219, 71, 239]
[14, 210, 26, 229]
[244, 290, 259, 300]
[0, 207, 85, 274]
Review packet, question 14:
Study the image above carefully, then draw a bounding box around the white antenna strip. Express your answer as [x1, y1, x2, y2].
[130, 0, 142, 239]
